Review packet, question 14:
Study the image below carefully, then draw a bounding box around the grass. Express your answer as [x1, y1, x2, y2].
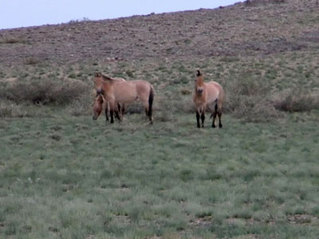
[0, 112, 318, 239]
[0, 1, 319, 238]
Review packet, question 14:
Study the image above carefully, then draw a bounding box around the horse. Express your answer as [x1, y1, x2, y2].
[92, 93, 125, 121]
[192, 70, 225, 128]
[92, 77, 126, 121]
[93, 72, 154, 124]
[92, 94, 106, 120]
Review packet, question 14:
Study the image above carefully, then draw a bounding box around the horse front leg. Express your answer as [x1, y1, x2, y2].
[201, 111, 205, 128]
[196, 110, 200, 128]
[109, 101, 116, 124]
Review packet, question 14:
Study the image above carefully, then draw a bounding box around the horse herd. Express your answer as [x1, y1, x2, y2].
[92, 70, 224, 128]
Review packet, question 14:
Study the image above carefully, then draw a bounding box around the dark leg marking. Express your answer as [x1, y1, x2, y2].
[196, 111, 200, 128]
[201, 112, 205, 128]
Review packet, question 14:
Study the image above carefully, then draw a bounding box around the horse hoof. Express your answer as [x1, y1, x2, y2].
[212, 125, 216, 128]
[219, 124, 223, 128]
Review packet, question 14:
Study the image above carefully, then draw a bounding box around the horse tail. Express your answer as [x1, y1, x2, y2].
[217, 85, 225, 113]
[148, 85, 154, 120]
[210, 100, 218, 119]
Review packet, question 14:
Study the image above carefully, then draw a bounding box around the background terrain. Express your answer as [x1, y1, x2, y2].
[0, 0, 318, 238]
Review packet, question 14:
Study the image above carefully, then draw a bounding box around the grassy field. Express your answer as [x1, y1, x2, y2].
[0, 112, 318, 239]
[1, 0, 319, 238]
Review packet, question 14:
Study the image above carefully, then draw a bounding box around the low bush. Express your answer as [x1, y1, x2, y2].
[0, 78, 88, 106]
[273, 89, 319, 112]
[225, 76, 281, 122]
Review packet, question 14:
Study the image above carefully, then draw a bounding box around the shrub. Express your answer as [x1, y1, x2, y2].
[0, 78, 88, 106]
[273, 90, 319, 112]
[0, 100, 26, 118]
[225, 76, 281, 122]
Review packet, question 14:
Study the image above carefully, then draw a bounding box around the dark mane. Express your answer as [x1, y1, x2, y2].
[94, 72, 114, 81]
[101, 74, 114, 81]
[196, 70, 202, 77]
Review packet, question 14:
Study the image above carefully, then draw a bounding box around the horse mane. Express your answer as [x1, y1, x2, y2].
[196, 70, 204, 83]
[101, 74, 114, 81]
[94, 72, 114, 81]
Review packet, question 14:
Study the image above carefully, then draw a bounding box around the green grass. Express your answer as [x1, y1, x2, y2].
[0, 112, 318, 239]
[0, 2, 319, 237]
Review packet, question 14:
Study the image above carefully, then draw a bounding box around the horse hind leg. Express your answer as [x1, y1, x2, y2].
[201, 111, 205, 128]
[147, 86, 154, 124]
[115, 103, 123, 121]
[218, 111, 223, 128]
[211, 103, 218, 128]
[216, 100, 223, 128]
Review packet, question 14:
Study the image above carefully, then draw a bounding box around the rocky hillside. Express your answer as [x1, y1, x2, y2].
[0, 0, 318, 66]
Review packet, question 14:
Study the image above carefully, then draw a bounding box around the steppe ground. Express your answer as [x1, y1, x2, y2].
[0, 0, 318, 238]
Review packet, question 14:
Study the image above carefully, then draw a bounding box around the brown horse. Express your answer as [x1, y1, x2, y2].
[92, 94, 106, 120]
[92, 77, 126, 121]
[92, 93, 125, 121]
[93, 72, 154, 124]
[193, 70, 225, 128]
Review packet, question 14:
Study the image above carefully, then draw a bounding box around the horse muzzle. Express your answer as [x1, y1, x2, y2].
[197, 88, 204, 95]
[96, 89, 104, 96]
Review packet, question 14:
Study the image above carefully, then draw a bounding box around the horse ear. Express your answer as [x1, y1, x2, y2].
[196, 70, 202, 77]
[95, 72, 102, 77]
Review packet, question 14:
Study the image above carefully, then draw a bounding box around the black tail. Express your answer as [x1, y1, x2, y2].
[210, 100, 218, 119]
[148, 86, 154, 121]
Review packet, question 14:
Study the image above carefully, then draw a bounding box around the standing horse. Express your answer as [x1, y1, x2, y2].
[93, 72, 154, 124]
[92, 93, 124, 121]
[193, 70, 225, 128]
[92, 94, 106, 120]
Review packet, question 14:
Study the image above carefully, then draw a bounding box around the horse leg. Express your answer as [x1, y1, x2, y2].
[115, 103, 122, 121]
[218, 111, 223, 128]
[212, 103, 218, 128]
[104, 103, 109, 121]
[212, 111, 217, 128]
[121, 104, 125, 116]
[201, 111, 205, 128]
[196, 111, 200, 128]
[109, 109, 114, 123]
[148, 87, 154, 124]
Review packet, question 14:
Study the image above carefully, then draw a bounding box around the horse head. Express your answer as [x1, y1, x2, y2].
[93, 72, 114, 95]
[195, 70, 205, 95]
[92, 95, 104, 120]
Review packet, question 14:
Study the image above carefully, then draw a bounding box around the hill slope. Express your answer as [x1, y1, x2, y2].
[0, 0, 318, 65]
